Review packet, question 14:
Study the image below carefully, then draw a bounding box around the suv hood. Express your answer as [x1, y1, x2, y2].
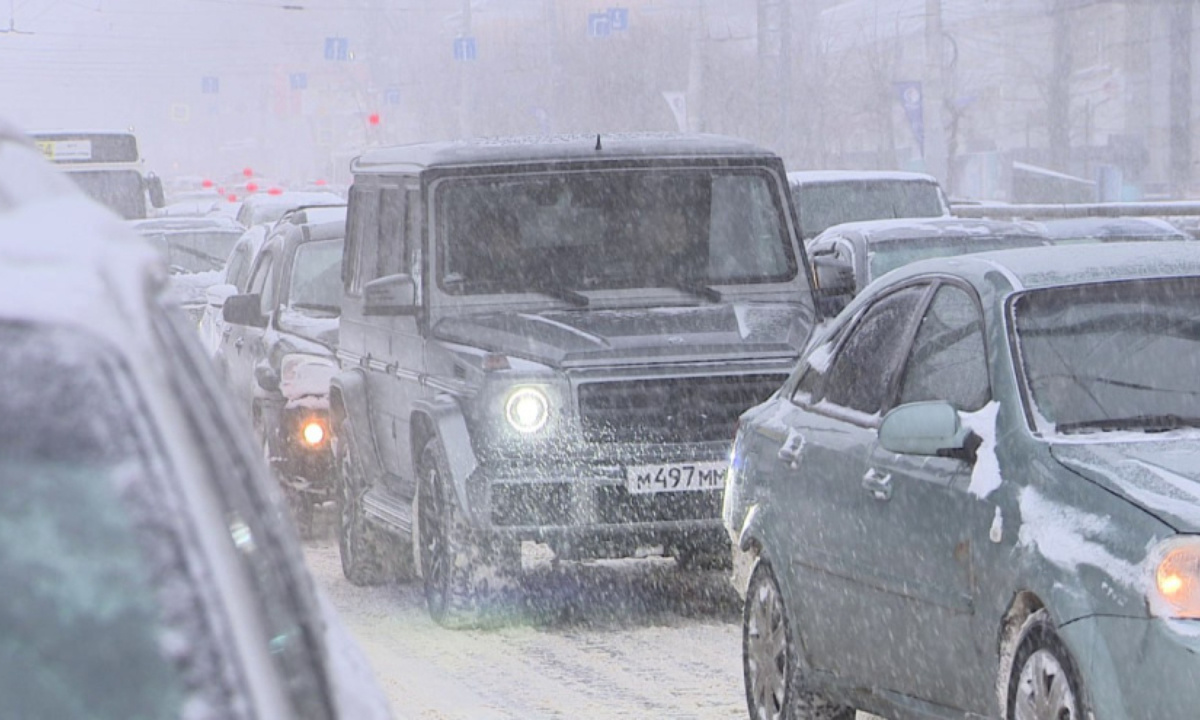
[433, 303, 808, 368]
[1051, 440, 1200, 532]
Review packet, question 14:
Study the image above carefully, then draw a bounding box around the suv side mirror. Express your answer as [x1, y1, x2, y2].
[145, 173, 166, 209]
[879, 401, 980, 463]
[363, 274, 418, 316]
[813, 254, 854, 293]
[223, 293, 268, 327]
[254, 364, 281, 393]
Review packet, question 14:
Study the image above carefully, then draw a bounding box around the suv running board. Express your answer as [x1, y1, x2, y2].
[363, 489, 413, 537]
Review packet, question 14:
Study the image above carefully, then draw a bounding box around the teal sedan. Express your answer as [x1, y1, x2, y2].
[723, 241, 1200, 720]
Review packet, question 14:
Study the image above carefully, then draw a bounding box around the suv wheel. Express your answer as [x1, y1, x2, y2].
[335, 420, 397, 586]
[417, 437, 519, 628]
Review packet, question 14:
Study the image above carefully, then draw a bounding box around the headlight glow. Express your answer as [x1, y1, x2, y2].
[505, 386, 550, 433]
[1148, 537, 1200, 619]
[301, 420, 326, 447]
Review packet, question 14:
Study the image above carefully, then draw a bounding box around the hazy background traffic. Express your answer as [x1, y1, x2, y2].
[5, 0, 1195, 203]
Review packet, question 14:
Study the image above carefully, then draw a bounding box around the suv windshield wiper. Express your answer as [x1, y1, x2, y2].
[1056, 414, 1200, 434]
[170, 244, 226, 270]
[669, 279, 722, 303]
[527, 281, 589, 307]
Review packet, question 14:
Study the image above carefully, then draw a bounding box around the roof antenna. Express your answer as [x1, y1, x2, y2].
[594, 134, 602, 151]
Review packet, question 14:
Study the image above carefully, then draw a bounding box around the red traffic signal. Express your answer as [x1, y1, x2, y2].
[367, 112, 381, 126]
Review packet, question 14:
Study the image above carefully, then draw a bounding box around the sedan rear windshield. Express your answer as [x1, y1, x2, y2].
[0, 323, 228, 719]
[1012, 277, 1200, 434]
[435, 167, 797, 296]
[869, 235, 1046, 280]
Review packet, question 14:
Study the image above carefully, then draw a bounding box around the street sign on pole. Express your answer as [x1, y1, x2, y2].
[608, 8, 629, 31]
[587, 12, 611, 37]
[201, 76, 219, 94]
[385, 87, 401, 105]
[324, 37, 349, 61]
[290, 72, 307, 90]
[453, 36, 477, 61]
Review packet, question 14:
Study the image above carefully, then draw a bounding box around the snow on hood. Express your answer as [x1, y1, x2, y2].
[1017, 484, 1143, 593]
[1050, 440, 1200, 532]
[433, 302, 807, 368]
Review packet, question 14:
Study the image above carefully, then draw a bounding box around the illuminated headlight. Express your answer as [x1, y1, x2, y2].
[504, 386, 550, 433]
[1148, 537, 1200, 619]
[301, 420, 326, 447]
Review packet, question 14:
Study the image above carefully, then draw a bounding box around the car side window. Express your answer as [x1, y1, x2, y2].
[248, 252, 276, 315]
[819, 284, 927, 414]
[378, 186, 406, 279]
[898, 283, 990, 411]
[225, 242, 249, 287]
[406, 186, 423, 297]
[346, 185, 381, 294]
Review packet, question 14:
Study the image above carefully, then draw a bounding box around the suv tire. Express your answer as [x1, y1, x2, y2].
[417, 437, 519, 628]
[335, 420, 397, 586]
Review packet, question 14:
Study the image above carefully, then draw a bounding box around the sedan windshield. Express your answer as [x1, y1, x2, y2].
[146, 229, 243, 274]
[869, 235, 1046, 280]
[1012, 277, 1200, 433]
[436, 168, 796, 297]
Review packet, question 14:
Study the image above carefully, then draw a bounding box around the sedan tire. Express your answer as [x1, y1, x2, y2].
[1005, 609, 1087, 720]
[743, 561, 854, 720]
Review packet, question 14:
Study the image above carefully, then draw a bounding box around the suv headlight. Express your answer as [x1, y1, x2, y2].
[279, 353, 336, 402]
[1148, 537, 1200, 619]
[505, 386, 550, 433]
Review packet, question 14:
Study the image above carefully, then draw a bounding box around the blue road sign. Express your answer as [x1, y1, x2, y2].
[587, 12, 611, 37]
[201, 76, 219, 94]
[289, 72, 307, 90]
[453, 36, 477, 61]
[324, 37, 349, 61]
[608, 8, 629, 31]
[385, 87, 401, 105]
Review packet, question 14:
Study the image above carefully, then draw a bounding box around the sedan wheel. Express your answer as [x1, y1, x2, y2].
[1007, 610, 1084, 720]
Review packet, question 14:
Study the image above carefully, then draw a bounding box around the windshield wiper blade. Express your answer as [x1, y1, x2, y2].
[1057, 414, 1200, 434]
[528, 282, 589, 307]
[670, 279, 722, 303]
[170, 244, 225, 269]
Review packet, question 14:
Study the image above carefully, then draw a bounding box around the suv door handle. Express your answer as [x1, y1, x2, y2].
[861, 468, 893, 501]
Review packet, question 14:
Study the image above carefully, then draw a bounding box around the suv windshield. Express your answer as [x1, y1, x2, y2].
[288, 237, 344, 314]
[436, 167, 796, 296]
[0, 323, 219, 719]
[1012, 277, 1200, 433]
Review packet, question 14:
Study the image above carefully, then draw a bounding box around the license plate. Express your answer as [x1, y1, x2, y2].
[625, 461, 728, 494]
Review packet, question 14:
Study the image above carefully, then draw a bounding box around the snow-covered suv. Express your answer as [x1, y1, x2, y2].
[331, 134, 818, 626]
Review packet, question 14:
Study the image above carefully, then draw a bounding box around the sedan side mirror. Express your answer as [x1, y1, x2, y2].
[222, 293, 268, 328]
[879, 401, 981, 463]
[254, 364, 281, 393]
[363, 273, 418, 316]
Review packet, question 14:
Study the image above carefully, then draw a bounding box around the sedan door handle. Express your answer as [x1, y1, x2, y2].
[861, 468, 893, 501]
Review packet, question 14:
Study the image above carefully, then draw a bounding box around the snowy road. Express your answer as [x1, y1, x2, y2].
[305, 527, 751, 720]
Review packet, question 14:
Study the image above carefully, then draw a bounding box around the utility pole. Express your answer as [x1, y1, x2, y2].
[1168, 0, 1192, 198]
[1048, 0, 1072, 173]
[923, 0, 947, 182]
[458, 0, 473, 138]
[757, 0, 791, 154]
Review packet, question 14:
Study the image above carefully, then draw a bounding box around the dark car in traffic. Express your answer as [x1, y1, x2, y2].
[330, 133, 819, 627]
[219, 208, 346, 537]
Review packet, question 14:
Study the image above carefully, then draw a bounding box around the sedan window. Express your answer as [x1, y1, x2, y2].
[819, 284, 927, 414]
[899, 284, 989, 412]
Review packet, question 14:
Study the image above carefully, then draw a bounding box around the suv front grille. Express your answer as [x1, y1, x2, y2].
[577, 374, 786, 444]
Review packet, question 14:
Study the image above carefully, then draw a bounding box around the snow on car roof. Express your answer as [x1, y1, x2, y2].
[885, 240, 1200, 291]
[1024, 216, 1190, 240]
[786, 169, 940, 185]
[818, 216, 1042, 242]
[353, 133, 776, 173]
[129, 214, 245, 234]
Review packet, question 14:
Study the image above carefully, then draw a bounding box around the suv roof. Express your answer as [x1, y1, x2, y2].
[352, 133, 780, 173]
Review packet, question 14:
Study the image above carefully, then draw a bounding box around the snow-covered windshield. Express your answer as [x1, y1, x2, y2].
[0, 323, 223, 719]
[436, 168, 795, 296]
[288, 237, 343, 315]
[145, 228, 243, 274]
[1012, 277, 1200, 433]
[869, 234, 1046, 279]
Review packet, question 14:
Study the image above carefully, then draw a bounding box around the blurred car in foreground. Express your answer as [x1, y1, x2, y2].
[218, 208, 346, 537]
[129, 214, 245, 322]
[0, 124, 391, 720]
[787, 170, 950, 242]
[724, 241, 1200, 720]
[1022, 215, 1192, 245]
[807, 216, 1047, 315]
